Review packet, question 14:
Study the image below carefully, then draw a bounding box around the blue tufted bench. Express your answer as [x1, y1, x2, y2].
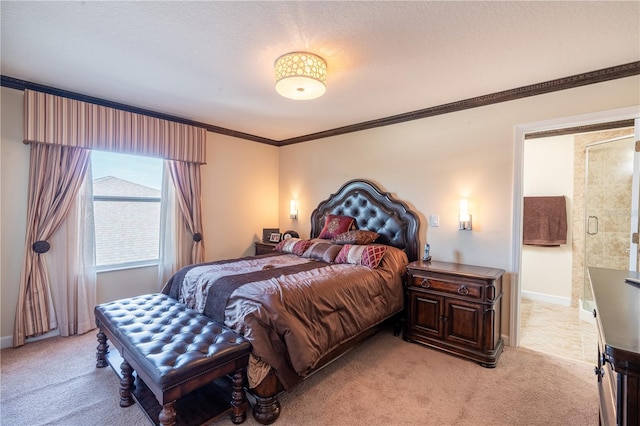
[94, 293, 251, 426]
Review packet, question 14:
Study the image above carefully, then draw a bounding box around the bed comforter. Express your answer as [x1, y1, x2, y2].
[161, 245, 407, 390]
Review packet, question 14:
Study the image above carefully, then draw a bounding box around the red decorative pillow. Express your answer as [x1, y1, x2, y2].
[317, 214, 355, 239]
[331, 230, 379, 245]
[335, 244, 388, 269]
[275, 238, 313, 256]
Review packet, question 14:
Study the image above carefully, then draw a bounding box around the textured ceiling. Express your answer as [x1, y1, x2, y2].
[1, 1, 639, 141]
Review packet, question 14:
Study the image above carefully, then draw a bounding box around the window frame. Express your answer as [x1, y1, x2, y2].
[91, 151, 164, 272]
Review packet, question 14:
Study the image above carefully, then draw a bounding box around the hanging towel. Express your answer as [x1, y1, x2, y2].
[523, 196, 567, 246]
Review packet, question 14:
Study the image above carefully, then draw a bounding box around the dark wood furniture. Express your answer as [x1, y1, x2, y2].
[589, 267, 640, 426]
[254, 241, 277, 255]
[403, 260, 504, 367]
[248, 179, 420, 424]
[95, 293, 251, 426]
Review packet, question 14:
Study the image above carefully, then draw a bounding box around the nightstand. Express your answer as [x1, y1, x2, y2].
[403, 260, 504, 367]
[254, 242, 277, 255]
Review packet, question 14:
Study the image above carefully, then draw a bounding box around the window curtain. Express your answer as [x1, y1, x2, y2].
[167, 160, 205, 265]
[45, 163, 96, 337]
[13, 144, 91, 347]
[157, 160, 206, 290]
[157, 163, 191, 289]
[23, 90, 206, 163]
[17, 89, 207, 347]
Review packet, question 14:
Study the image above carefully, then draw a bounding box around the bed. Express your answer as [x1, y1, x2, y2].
[161, 179, 420, 424]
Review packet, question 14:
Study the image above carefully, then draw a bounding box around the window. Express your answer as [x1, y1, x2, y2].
[91, 151, 163, 270]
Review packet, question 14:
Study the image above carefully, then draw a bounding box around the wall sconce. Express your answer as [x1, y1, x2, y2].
[459, 199, 472, 231]
[290, 199, 298, 220]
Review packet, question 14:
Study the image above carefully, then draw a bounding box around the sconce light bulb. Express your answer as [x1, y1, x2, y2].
[459, 198, 472, 231]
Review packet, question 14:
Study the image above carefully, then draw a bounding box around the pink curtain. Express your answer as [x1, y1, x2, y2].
[24, 90, 206, 164]
[17, 89, 207, 347]
[167, 160, 205, 264]
[13, 144, 91, 347]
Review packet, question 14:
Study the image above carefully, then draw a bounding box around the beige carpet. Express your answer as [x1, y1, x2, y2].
[1, 326, 598, 426]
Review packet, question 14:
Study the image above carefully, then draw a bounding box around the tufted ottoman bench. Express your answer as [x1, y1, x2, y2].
[94, 293, 251, 426]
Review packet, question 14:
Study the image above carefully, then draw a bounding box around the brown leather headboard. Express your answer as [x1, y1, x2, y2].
[310, 179, 420, 261]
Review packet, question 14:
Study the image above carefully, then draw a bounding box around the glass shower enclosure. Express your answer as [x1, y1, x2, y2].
[583, 134, 638, 312]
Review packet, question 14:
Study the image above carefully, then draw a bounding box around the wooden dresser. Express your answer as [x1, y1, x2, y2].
[589, 267, 640, 425]
[403, 260, 504, 367]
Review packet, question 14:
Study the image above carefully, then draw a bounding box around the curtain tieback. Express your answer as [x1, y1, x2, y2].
[192, 233, 202, 242]
[32, 240, 51, 253]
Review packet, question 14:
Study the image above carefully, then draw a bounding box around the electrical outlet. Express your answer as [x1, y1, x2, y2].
[429, 215, 440, 227]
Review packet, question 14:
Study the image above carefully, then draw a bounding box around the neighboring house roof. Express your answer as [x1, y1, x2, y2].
[93, 176, 160, 198]
[93, 176, 160, 266]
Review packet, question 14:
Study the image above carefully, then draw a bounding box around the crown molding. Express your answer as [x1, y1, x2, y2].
[0, 75, 279, 146]
[3, 61, 639, 147]
[278, 61, 640, 145]
[525, 119, 635, 139]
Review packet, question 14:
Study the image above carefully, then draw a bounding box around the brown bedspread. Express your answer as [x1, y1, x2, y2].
[161, 247, 407, 390]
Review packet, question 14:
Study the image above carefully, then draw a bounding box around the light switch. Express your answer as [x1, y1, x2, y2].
[429, 215, 439, 227]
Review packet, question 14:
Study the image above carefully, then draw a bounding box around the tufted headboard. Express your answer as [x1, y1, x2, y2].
[310, 179, 420, 261]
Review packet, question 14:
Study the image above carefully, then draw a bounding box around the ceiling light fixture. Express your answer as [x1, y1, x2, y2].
[275, 51, 327, 100]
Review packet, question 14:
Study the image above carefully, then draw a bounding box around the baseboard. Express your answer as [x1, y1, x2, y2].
[0, 335, 13, 349]
[501, 333, 511, 347]
[521, 290, 571, 306]
[26, 329, 60, 342]
[1, 329, 61, 349]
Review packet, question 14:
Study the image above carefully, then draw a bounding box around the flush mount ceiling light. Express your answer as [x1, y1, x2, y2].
[275, 51, 327, 100]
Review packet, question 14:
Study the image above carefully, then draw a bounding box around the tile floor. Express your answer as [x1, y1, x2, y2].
[519, 298, 598, 366]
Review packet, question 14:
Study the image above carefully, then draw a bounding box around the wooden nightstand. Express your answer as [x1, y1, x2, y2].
[403, 260, 505, 367]
[254, 242, 277, 255]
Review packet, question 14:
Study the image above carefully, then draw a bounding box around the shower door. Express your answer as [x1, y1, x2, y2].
[583, 133, 638, 311]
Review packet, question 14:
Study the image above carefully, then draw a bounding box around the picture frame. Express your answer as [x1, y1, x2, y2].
[269, 232, 281, 243]
[262, 228, 279, 243]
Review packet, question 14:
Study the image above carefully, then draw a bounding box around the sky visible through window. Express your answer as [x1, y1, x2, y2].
[92, 151, 163, 190]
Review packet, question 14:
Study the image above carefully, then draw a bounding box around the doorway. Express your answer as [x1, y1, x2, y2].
[518, 128, 636, 364]
[511, 107, 640, 353]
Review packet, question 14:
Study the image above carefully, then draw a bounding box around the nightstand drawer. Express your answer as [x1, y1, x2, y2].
[255, 242, 277, 255]
[409, 275, 483, 300]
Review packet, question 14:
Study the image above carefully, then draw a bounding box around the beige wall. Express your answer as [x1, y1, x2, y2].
[202, 132, 279, 260]
[1, 88, 30, 346]
[279, 76, 640, 341]
[521, 135, 574, 304]
[2, 75, 639, 346]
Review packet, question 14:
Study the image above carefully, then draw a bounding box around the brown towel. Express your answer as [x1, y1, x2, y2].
[523, 196, 567, 246]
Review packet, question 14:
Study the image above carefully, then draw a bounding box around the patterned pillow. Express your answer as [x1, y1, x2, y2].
[317, 214, 355, 239]
[335, 244, 388, 269]
[275, 238, 313, 256]
[302, 241, 343, 263]
[331, 230, 379, 245]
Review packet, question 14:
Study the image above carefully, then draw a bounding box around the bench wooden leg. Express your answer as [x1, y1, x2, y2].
[96, 330, 109, 368]
[231, 368, 248, 424]
[119, 359, 135, 407]
[159, 401, 176, 426]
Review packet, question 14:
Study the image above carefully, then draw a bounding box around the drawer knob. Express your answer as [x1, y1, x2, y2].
[419, 278, 431, 288]
[457, 285, 469, 296]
